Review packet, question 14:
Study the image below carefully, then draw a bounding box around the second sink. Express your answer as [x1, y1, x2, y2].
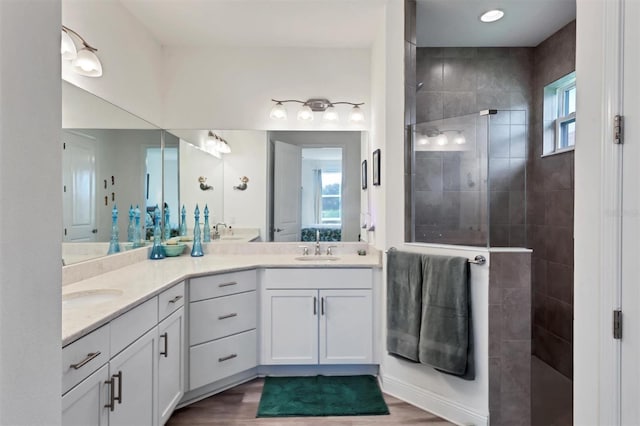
[294, 256, 340, 261]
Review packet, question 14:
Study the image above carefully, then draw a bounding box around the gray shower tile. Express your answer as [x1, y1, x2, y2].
[545, 190, 573, 227]
[533, 291, 548, 329]
[491, 252, 531, 288]
[511, 110, 527, 125]
[546, 298, 573, 342]
[477, 59, 512, 92]
[443, 58, 476, 91]
[510, 91, 531, 111]
[490, 225, 510, 247]
[545, 226, 574, 266]
[532, 256, 548, 294]
[543, 151, 572, 190]
[441, 191, 462, 226]
[489, 158, 510, 191]
[509, 191, 525, 225]
[443, 92, 477, 118]
[477, 47, 510, 59]
[458, 191, 482, 224]
[501, 340, 531, 394]
[414, 191, 443, 226]
[416, 55, 443, 91]
[489, 357, 502, 410]
[510, 159, 526, 191]
[416, 91, 443, 123]
[501, 388, 531, 426]
[502, 289, 531, 340]
[509, 225, 526, 248]
[477, 91, 511, 110]
[490, 191, 510, 224]
[547, 261, 573, 304]
[443, 47, 478, 58]
[489, 304, 503, 356]
[419, 47, 443, 58]
[414, 157, 443, 191]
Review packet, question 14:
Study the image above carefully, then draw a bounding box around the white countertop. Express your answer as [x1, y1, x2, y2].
[62, 252, 380, 346]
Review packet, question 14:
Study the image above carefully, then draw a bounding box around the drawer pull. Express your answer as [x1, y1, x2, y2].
[218, 354, 238, 362]
[321, 297, 325, 316]
[168, 295, 183, 304]
[218, 281, 238, 288]
[160, 332, 168, 357]
[70, 351, 101, 370]
[313, 296, 317, 315]
[218, 313, 238, 320]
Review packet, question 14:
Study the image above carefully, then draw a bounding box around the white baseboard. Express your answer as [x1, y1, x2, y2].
[380, 374, 489, 426]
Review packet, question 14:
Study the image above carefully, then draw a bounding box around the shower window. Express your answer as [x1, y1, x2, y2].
[543, 72, 576, 155]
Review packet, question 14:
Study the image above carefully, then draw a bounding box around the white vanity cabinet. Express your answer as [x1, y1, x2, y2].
[62, 281, 186, 426]
[261, 268, 373, 365]
[188, 270, 258, 391]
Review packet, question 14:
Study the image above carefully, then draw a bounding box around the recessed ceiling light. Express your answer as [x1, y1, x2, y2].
[480, 9, 504, 23]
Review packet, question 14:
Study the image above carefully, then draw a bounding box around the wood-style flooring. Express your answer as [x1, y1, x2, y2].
[167, 378, 454, 425]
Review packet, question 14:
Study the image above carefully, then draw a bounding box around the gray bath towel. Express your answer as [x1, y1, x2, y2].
[419, 254, 474, 380]
[386, 250, 423, 362]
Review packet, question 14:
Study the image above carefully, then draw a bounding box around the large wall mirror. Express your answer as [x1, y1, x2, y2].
[62, 82, 370, 265]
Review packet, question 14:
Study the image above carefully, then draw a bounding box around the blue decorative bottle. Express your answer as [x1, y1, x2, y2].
[127, 205, 135, 242]
[179, 205, 187, 236]
[133, 205, 143, 248]
[149, 205, 165, 259]
[191, 204, 204, 257]
[203, 204, 211, 242]
[107, 204, 121, 254]
[164, 204, 171, 241]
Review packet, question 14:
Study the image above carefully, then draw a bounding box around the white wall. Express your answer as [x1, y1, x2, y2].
[221, 130, 268, 239]
[179, 140, 224, 234]
[62, 0, 164, 127]
[374, 2, 490, 424]
[0, 1, 62, 424]
[162, 46, 371, 130]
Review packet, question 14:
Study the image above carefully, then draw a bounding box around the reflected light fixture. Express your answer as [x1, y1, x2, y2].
[435, 133, 449, 146]
[479, 9, 504, 23]
[453, 131, 467, 145]
[61, 25, 103, 77]
[270, 98, 365, 124]
[206, 131, 231, 154]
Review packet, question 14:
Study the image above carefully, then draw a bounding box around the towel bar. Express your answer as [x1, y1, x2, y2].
[384, 247, 486, 266]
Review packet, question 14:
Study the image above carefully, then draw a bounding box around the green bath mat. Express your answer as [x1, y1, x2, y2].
[256, 375, 390, 417]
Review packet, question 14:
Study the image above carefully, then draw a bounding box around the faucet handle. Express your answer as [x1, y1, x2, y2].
[326, 245, 338, 256]
[298, 245, 309, 256]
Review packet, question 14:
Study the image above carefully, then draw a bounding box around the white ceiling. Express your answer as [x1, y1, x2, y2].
[119, 0, 386, 48]
[417, 0, 576, 47]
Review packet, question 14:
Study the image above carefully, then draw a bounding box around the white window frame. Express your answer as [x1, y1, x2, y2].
[543, 72, 576, 156]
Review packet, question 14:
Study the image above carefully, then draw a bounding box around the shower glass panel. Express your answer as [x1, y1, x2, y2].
[410, 109, 527, 248]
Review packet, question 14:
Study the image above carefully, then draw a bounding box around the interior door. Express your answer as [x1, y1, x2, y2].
[621, 0, 640, 422]
[62, 130, 97, 241]
[273, 140, 302, 241]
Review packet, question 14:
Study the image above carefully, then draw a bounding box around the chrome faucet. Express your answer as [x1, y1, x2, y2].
[213, 222, 227, 239]
[315, 229, 321, 255]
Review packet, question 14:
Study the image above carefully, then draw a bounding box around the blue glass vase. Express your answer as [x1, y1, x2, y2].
[179, 205, 187, 236]
[164, 205, 171, 241]
[127, 205, 135, 242]
[191, 204, 204, 257]
[150, 205, 165, 259]
[203, 204, 211, 242]
[107, 205, 121, 254]
[133, 205, 143, 248]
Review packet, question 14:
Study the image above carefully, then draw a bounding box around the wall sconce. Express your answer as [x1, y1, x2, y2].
[61, 26, 103, 77]
[270, 98, 365, 124]
[205, 131, 231, 154]
[420, 129, 466, 146]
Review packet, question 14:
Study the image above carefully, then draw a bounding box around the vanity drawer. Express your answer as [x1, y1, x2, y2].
[189, 291, 257, 345]
[158, 281, 185, 320]
[190, 270, 257, 301]
[263, 268, 372, 290]
[110, 297, 158, 357]
[62, 324, 110, 395]
[189, 329, 257, 390]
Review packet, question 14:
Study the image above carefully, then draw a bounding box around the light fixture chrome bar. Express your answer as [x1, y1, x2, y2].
[62, 25, 98, 52]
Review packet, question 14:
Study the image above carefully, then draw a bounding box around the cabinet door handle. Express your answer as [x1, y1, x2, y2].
[321, 297, 325, 316]
[168, 295, 183, 304]
[218, 354, 237, 362]
[218, 281, 238, 288]
[114, 371, 122, 405]
[218, 313, 238, 320]
[105, 377, 115, 411]
[105, 371, 122, 411]
[70, 351, 101, 370]
[160, 332, 168, 357]
[313, 296, 317, 315]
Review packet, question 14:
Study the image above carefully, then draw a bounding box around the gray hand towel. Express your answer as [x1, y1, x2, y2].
[386, 250, 423, 362]
[419, 255, 474, 380]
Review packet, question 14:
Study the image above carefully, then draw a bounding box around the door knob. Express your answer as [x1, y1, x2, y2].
[92, 229, 98, 234]
[274, 228, 283, 232]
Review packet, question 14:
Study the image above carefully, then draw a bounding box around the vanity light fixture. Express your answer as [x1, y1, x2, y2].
[270, 98, 365, 124]
[453, 131, 467, 145]
[61, 26, 103, 77]
[206, 131, 232, 154]
[479, 9, 504, 23]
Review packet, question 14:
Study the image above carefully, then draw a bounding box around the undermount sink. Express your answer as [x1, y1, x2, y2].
[62, 289, 123, 309]
[219, 236, 245, 240]
[294, 256, 340, 261]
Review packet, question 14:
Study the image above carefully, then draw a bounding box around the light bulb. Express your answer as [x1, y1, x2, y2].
[349, 105, 365, 123]
[61, 29, 77, 60]
[322, 105, 339, 123]
[436, 133, 448, 146]
[417, 135, 429, 145]
[297, 105, 314, 122]
[205, 132, 218, 154]
[71, 48, 102, 77]
[217, 140, 231, 154]
[269, 102, 287, 120]
[480, 9, 504, 23]
[453, 132, 466, 145]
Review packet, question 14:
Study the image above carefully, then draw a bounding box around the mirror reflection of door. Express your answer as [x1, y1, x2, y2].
[273, 140, 302, 242]
[301, 148, 343, 242]
[62, 130, 97, 242]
